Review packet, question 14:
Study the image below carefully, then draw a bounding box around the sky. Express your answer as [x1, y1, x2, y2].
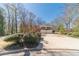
[24, 3, 66, 23]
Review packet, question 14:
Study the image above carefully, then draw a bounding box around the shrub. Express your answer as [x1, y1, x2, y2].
[58, 24, 65, 34]
[67, 32, 73, 35]
[23, 32, 41, 48]
[71, 32, 79, 37]
[4, 33, 23, 42]
[72, 26, 79, 32]
[4, 32, 41, 48]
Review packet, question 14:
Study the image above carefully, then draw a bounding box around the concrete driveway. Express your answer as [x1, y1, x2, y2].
[43, 34, 79, 50]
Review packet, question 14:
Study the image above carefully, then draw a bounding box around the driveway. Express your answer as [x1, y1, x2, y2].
[43, 34, 79, 50]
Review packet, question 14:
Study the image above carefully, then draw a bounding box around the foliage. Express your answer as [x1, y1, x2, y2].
[23, 32, 41, 48]
[4, 32, 41, 48]
[58, 24, 65, 34]
[67, 26, 79, 37]
[66, 26, 79, 37]
[4, 33, 23, 42]
[67, 32, 72, 35]
[70, 32, 79, 37]
[72, 26, 79, 32]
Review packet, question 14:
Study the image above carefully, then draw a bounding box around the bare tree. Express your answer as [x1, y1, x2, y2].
[63, 4, 79, 31]
[4, 4, 12, 34]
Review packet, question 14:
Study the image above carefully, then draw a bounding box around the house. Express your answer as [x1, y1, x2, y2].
[40, 25, 56, 34]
